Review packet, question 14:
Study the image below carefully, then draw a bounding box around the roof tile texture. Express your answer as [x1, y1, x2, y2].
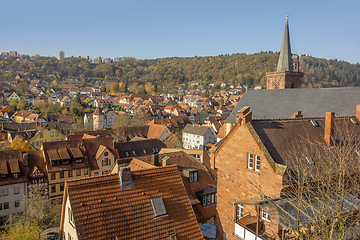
[66, 165, 203, 240]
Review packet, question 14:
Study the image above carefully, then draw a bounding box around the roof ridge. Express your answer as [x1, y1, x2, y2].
[252, 115, 356, 122]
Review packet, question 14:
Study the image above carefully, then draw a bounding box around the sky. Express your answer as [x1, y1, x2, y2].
[2, 0, 359, 63]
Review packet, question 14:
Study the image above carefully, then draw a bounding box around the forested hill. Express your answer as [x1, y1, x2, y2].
[0, 52, 359, 90]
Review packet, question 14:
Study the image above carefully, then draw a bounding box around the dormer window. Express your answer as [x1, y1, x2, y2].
[132, 151, 136, 156]
[169, 234, 177, 240]
[150, 196, 167, 218]
[13, 173, 19, 179]
[0, 175, 7, 181]
[183, 168, 198, 183]
[125, 152, 129, 157]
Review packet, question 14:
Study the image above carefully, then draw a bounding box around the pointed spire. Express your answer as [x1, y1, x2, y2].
[276, 15, 293, 72]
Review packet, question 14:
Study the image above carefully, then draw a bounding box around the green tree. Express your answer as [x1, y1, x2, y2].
[17, 99, 26, 110]
[9, 99, 18, 108]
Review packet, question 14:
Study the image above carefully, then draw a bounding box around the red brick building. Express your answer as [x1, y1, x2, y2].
[212, 106, 360, 239]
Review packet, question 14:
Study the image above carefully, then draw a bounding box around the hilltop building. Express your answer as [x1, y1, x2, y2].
[57, 50, 64, 60]
[266, 16, 303, 89]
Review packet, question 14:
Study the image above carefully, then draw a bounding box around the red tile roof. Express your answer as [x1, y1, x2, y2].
[62, 165, 203, 240]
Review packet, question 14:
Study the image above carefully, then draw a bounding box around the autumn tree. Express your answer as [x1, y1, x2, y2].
[132, 109, 151, 126]
[110, 82, 119, 93]
[9, 99, 18, 108]
[119, 82, 125, 92]
[112, 113, 130, 128]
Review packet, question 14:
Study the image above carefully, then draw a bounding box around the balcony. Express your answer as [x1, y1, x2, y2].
[234, 217, 268, 240]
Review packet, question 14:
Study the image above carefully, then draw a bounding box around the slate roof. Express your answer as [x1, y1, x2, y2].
[183, 124, 210, 136]
[64, 165, 203, 240]
[225, 87, 360, 123]
[249, 116, 360, 167]
[114, 139, 166, 159]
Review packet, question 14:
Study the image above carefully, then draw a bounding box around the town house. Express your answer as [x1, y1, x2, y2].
[212, 106, 360, 240]
[59, 166, 204, 240]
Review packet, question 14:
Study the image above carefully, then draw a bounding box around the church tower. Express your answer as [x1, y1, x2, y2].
[93, 107, 104, 130]
[266, 16, 303, 89]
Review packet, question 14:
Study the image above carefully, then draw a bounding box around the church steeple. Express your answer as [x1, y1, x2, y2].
[266, 15, 303, 90]
[276, 15, 293, 72]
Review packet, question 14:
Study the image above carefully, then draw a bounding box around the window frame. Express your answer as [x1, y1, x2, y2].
[68, 171, 73, 178]
[261, 209, 271, 222]
[255, 155, 261, 172]
[3, 189, 8, 196]
[248, 153, 254, 169]
[76, 170, 81, 176]
[236, 203, 243, 221]
[68, 207, 74, 226]
[14, 200, 20, 208]
[3, 202, 9, 209]
[14, 187, 19, 194]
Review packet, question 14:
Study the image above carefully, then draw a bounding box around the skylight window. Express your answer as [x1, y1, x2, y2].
[305, 157, 314, 165]
[351, 118, 358, 125]
[150, 196, 167, 217]
[356, 150, 360, 156]
[310, 120, 318, 127]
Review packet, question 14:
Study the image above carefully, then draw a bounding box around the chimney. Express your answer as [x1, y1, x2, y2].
[236, 106, 252, 125]
[22, 153, 28, 167]
[118, 167, 133, 189]
[291, 111, 303, 118]
[324, 112, 335, 147]
[356, 105, 360, 122]
[162, 156, 170, 167]
[152, 153, 159, 166]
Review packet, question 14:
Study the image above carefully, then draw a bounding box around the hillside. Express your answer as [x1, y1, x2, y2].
[1, 52, 359, 91]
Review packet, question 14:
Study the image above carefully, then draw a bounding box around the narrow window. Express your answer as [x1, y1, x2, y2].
[69, 207, 74, 225]
[125, 152, 129, 157]
[51, 173, 56, 180]
[76, 170, 81, 176]
[51, 185, 56, 193]
[236, 204, 243, 221]
[189, 172, 193, 183]
[68, 171, 73, 177]
[207, 195, 211, 205]
[50, 132, 54, 137]
[211, 194, 214, 204]
[203, 196, 206, 206]
[132, 151, 136, 156]
[255, 155, 261, 171]
[3, 189, 8, 196]
[248, 153, 254, 169]
[14, 187, 19, 194]
[3, 202, 9, 209]
[261, 209, 271, 221]
[60, 184, 64, 191]
[193, 171, 198, 182]
[0, 203, 2, 210]
[60, 172, 64, 179]
[55, 132, 59, 137]
[14, 200, 20, 208]
[84, 169, 88, 175]
[40, 133, 43, 138]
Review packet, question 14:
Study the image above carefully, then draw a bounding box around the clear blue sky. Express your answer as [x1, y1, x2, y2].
[2, 0, 359, 63]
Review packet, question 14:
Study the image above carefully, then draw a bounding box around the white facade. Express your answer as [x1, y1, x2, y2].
[0, 182, 27, 220]
[182, 128, 216, 150]
[62, 195, 78, 240]
[104, 111, 117, 128]
[57, 50, 64, 60]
